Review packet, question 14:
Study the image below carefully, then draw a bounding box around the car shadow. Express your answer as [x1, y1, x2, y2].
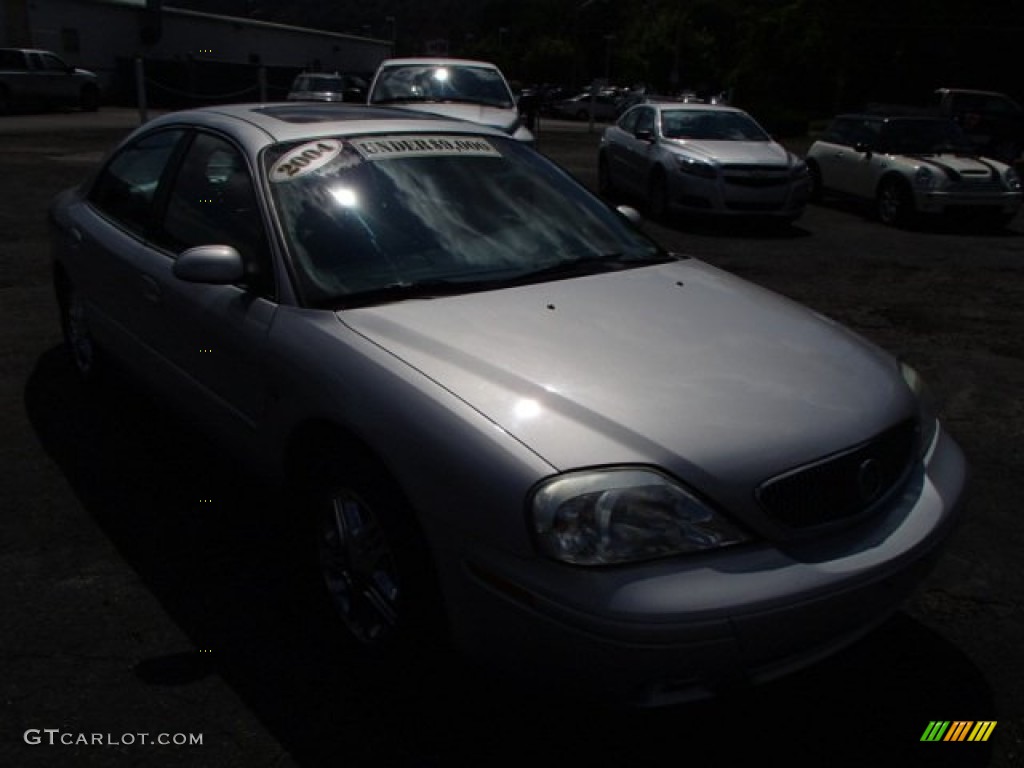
[810, 199, 1023, 236]
[25, 346, 995, 767]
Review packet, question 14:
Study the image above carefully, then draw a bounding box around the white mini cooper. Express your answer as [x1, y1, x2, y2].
[806, 114, 1021, 228]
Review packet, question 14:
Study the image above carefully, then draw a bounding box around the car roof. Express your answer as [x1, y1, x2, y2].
[834, 113, 951, 123]
[377, 57, 500, 70]
[636, 101, 743, 114]
[136, 102, 510, 146]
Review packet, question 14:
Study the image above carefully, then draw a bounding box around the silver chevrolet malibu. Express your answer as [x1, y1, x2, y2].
[49, 103, 967, 705]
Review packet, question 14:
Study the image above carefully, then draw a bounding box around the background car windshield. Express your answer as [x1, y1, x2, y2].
[370, 64, 513, 108]
[880, 119, 973, 154]
[265, 135, 662, 307]
[661, 110, 769, 141]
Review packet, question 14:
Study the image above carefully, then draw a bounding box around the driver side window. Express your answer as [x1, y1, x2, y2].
[157, 132, 274, 297]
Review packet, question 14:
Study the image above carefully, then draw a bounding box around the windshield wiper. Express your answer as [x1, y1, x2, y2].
[508, 251, 673, 286]
[326, 253, 673, 309]
[329, 278, 500, 309]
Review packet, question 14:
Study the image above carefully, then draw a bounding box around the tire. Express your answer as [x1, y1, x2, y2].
[309, 451, 443, 652]
[79, 85, 99, 112]
[56, 273, 104, 384]
[647, 169, 670, 222]
[807, 161, 823, 203]
[597, 153, 615, 197]
[876, 176, 914, 227]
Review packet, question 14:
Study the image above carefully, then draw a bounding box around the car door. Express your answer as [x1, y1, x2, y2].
[608, 106, 656, 196]
[30, 51, 73, 106]
[145, 130, 278, 435]
[69, 128, 189, 369]
[815, 117, 881, 200]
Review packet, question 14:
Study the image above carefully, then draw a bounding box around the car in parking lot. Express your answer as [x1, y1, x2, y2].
[599, 101, 810, 222]
[367, 57, 533, 142]
[548, 92, 621, 122]
[49, 102, 967, 705]
[287, 71, 367, 103]
[806, 113, 1022, 228]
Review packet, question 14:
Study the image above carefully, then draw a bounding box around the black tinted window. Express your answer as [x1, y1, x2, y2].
[89, 129, 185, 235]
[158, 132, 272, 294]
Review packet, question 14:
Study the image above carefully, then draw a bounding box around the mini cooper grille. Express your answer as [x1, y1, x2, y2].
[756, 419, 918, 528]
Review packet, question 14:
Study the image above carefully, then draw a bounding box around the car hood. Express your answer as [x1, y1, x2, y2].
[666, 138, 791, 166]
[338, 260, 913, 499]
[903, 153, 1008, 175]
[387, 102, 519, 134]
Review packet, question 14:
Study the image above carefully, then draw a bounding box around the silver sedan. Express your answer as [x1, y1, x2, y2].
[49, 103, 966, 705]
[600, 101, 810, 222]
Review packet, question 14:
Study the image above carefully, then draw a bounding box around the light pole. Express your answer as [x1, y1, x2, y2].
[604, 33, 615, 80]
[385, 15, 397, 54]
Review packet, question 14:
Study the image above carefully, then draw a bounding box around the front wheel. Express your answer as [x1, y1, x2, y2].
[597, 154, 615, 197]
[807, 161, 823, 203]
[311, 455, 442, 651]
[877, 177, 914, 227]
[647, 170, 670, 222]
[79, 85, 100, 112]
[57, 275, 104, 384]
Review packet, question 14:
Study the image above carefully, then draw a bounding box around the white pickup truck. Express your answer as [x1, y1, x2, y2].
[0, 48, 100, 114]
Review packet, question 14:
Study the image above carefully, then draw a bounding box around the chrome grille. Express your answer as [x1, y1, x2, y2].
[756, 420, 918, 528]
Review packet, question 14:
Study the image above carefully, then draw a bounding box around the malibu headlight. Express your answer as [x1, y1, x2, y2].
[788, 154, 809, 178]
[531, 468, 751, 566]
[901, 362, 940, 457]
[1005, 167, 1021, 192]
[676, 155, 717, 178]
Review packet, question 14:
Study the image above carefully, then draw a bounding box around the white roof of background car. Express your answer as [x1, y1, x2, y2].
[132, 102, 509, 148]
[376, 57, 503, 70]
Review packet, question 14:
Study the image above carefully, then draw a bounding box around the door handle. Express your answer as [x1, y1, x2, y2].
[140, 274, 162, 303]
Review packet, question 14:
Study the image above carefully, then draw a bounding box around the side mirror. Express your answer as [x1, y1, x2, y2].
[616, 205, 643, 229]
[173, 245, 245, 284]
[854, 141, 873, 155]
[634, 129, 656, 143]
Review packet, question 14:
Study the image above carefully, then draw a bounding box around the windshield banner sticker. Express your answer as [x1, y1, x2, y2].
[351, 136, 500, 161]
[271, 139, 343, 182]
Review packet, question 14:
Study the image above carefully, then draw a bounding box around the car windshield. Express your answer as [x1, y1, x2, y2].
[264, 134, 668, 308]
[661, 109, 769, 141]
[370, 64, 514, 108]
[304, 76, 345, 91]
[880, 119, 974, 155]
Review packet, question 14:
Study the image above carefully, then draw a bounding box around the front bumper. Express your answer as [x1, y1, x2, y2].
[915, 188, 1022, 215]
[668, 171, 810, 218]
[437, 427, 967, 706]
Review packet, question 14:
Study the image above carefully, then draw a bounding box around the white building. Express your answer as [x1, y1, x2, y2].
[1, 0, 392, 101]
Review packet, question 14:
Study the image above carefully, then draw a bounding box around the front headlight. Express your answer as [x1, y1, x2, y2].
[913, 166, 935, 189]
[900, 362, 939, 457]
[531, 468, 751, 566]
[675, 155, 717, 178]
[1005, 167, 1021, 192]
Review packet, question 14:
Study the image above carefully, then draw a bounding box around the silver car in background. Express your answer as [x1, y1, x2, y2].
[600, 101, 810, 222]
[287, 71, 367, 103]
[49, 103, 966, 705]
[367, 56, 533, 142]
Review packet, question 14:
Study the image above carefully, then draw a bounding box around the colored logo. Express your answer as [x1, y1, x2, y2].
[921, 721, 996, 742]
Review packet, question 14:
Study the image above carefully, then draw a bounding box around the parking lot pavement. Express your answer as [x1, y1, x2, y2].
[1, 109, 1022, 767]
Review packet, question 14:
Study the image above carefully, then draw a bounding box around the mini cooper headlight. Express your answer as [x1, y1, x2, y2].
[531, 468, 751, 565]
[913, 166, 936, 189]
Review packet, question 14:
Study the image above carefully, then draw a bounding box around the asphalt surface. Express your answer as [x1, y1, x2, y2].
[1, 108, 1022, 767]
